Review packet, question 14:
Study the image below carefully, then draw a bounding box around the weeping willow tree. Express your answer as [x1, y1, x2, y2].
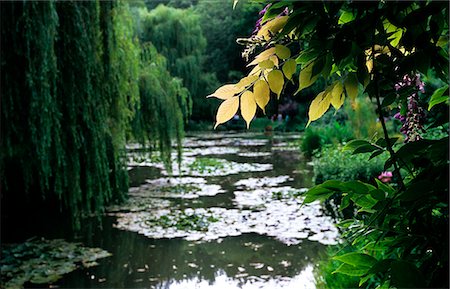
[132, 44, 189, 167]
[1, 1, 185, 229]
[136, 5, 219, 120]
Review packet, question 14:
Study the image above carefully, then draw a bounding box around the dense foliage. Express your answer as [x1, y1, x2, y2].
[209, 1, 449, 288]
[1, 1, 187, 228]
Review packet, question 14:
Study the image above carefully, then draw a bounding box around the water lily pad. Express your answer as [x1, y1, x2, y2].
[0, 238, 111, 289]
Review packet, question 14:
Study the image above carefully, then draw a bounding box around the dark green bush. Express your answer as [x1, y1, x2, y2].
[313, 146, 387, 184]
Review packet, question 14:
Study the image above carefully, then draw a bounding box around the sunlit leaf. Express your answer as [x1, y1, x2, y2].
[207, 84, 239, 100]
[297, 61, 319, 93]
[275, 44, 291, 59]
[344, 74, 359, 101]
[240, 91, 257, 128]
[259, 59, 274, 69]
[267, 69, 284, 98]
[249, 65, 262, 76]
[383, 19, 405, 47]
[269, 55, 279, 68]
[306, 91, 331, 126]
[257, 16, 288, 40]
[247, 47, 276, 67]
[338, 10, 355, 25]
[253, 79, 270, 113]
[282, 59, 297, 80]
[330, 81, 345, 110]
[214, 96, 239, 129]
[236, 75, 259, 89]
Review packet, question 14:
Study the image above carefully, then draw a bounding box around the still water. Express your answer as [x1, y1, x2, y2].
[40, 133, 337, 288]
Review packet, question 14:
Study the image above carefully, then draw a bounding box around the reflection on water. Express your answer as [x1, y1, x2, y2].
[22, 133, 332, 288]
[57, 219, 325, 288]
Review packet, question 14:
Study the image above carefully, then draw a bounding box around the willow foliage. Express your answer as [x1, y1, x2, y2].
[1, 1, 185, 228]
[132, 44, 188, 168]
[136, 5, 219, 120]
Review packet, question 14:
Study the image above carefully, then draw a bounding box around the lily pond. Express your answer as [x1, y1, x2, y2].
[1, 133, 340, 289]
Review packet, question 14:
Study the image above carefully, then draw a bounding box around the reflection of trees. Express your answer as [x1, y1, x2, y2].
[58, 220, 325, 288]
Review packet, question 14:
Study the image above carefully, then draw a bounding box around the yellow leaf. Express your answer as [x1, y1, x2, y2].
[253, 79, 270, 113]
[267, 70, 284, 98]
[269, 55, 279, 68]
[297, 61, 319, 93]
[240, 91, 257, 128]
[366, 58, 373, 73]
[214, 96, 239, 129]
[344, 74, 359, 101]
[275, 44, 291, 59]
[207, 84, 239, 100]
[259, 59, 274, 69]
[247, 47, 276, 67]
[236, 75, 259, 89]
[249, 65, 262, 76]
[307, 91, 332, 126]
[330, 82, 345, 110]
[257, 16, 288, 40]
[282, 59, 296, 80]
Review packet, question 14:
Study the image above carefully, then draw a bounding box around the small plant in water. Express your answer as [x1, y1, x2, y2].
[188, 157, 225, 174]
[147, 210, 219, 232]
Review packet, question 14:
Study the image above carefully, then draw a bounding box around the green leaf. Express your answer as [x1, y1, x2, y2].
[332, 263, 369, 276]
[333, 252, 377, 268]
[351, 194, 377, 209]
[375, 137, 399, 148]
[343, 140, 370, 151]
[353, 145, 379, 154]
[303, 186, 333, 203]
[369, 150, 384, 160]
[344, 74, 359, 101]
[375, 179, 395, 195]
[336, 219, 354, 228]
[338, 10, 355, 25]
[345, 181, 371, 194]
[339, 195, 351, 211]
[428, 85, 449, 110]
[295, 50, 319, 65]
[321, 180, 346, 191]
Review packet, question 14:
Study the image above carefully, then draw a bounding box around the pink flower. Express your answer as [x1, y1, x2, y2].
[378, 171, 393, 183]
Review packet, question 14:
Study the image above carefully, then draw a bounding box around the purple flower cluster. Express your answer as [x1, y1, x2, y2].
[394, 74, 426, 143]
[252, 4, 289, 35]
[253, 4, 272, 35]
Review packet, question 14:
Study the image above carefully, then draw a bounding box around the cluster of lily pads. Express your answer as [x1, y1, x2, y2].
[0, 238, 111, 289]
